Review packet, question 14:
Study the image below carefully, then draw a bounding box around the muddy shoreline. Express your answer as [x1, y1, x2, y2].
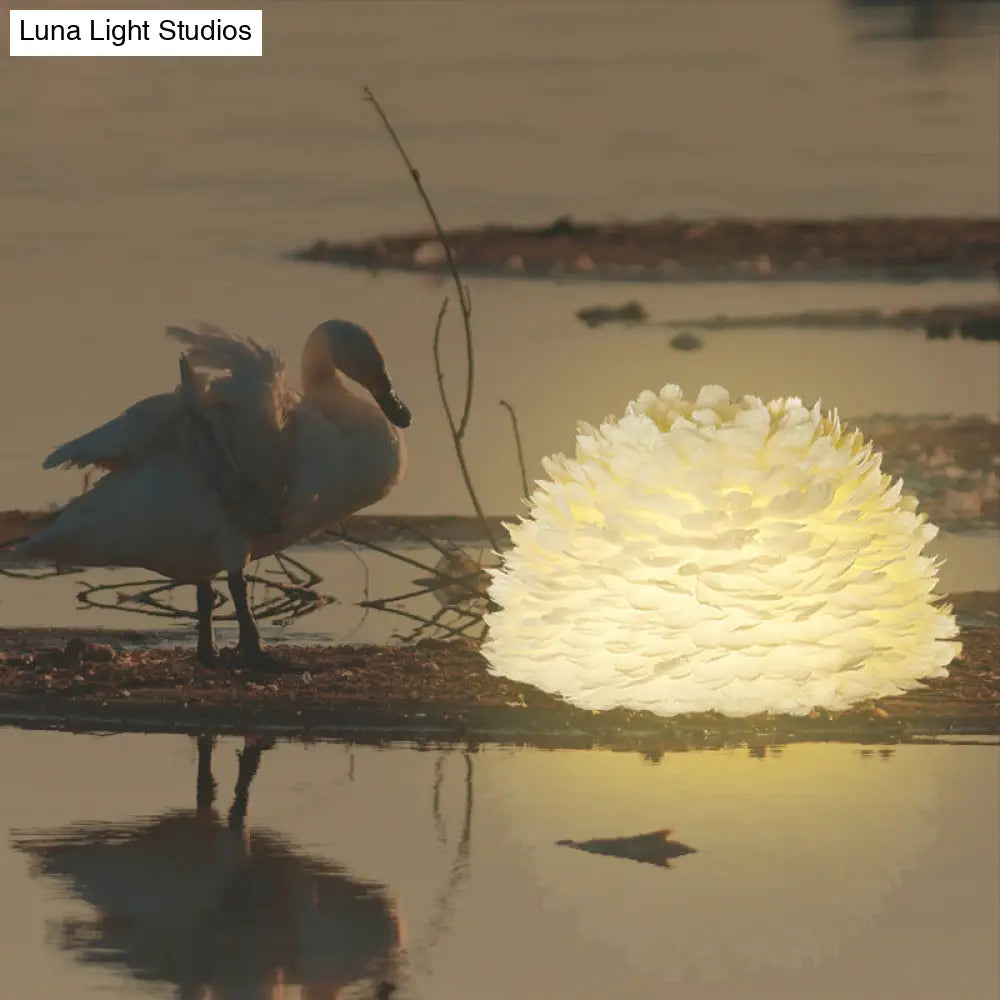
[292, 216, 1000, 283]
[1, 616, 998, 745]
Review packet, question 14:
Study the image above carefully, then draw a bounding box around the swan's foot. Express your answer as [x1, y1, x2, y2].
[238, 643, 287, 673]
[219, 641, 294, 674]
[196, 641, 220, 668]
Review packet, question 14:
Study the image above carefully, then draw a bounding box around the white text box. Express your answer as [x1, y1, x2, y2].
[9, 9, 263, 57]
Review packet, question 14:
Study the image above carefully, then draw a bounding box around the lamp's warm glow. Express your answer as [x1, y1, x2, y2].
[483, 385, 960, 717]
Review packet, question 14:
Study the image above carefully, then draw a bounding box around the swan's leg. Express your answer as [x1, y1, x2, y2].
[227, 568, 263, 658]
[195, 581, 219, 665]
[227, 734, 275, 831]
[195, 734, 217, 817]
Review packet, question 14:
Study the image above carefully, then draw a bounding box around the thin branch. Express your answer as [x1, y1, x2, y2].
[362, 88, 470, 316]
[377, 603, 472, 640]
[326, 528, 457, 578]
[398, 516, 466, 563]
[338, 535, 374, 640]
[455, 282, 475, 439]
[71, 556, 334, 627]
[272, 550, 322, 587]
[432, 753, 448, 845]
[430, 296, 498, 550]
[364, 86, 499, 553]
[360, 582, 456, 606]
[499, 400, 530, 500]
[432, 297, 457, 431]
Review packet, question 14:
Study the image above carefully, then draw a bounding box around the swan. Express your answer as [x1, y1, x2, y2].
[18, 320, 410, 667]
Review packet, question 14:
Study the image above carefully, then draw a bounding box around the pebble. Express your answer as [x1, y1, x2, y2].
[669, 331, 703, 352]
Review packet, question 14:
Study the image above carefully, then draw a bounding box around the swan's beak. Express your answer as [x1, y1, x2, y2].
[376, 388, 411, 428]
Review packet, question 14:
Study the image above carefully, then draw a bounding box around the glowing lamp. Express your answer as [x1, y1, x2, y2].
[483, 385, 960, 717]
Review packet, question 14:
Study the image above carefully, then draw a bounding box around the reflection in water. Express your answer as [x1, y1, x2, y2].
[409, 750, 475, 977]
[489, 744, 949, 980]
[842, 0, 1000, 39]
[1, 550, 336, 629]
[12, 737, 403, 1000]
[3, 531, 491, 644]
[557, 829, 697, 869]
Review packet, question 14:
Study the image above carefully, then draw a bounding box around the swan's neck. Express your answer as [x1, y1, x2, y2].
[301, 327, 341, 396]
[301, 329, 388, 430]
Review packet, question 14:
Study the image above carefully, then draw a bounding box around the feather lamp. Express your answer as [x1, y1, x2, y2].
[483, 385, 960, 717]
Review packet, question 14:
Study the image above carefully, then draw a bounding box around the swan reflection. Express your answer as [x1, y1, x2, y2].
[13, 736, 403, 1000]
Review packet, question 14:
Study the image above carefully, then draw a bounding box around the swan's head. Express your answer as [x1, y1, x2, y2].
[307, 320, 411, 428]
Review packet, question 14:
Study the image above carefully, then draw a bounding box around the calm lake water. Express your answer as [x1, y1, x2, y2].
[2, 530, 998, 647]
[1, 10, 999, 996]
[1, 0, 999, 647]
[2, 0, 998, 513]
[1, 731, 997, 1000]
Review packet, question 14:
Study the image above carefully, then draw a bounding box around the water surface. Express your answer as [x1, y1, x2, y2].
[3, 528, 998, 646]
[2, 0, 998, 511]
[1, 731, 996, 999]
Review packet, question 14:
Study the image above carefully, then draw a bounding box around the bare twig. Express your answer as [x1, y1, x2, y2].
[431, 297, 456, 430]
[337, 536, 374, 640]
[72, 556, 335, 627]
[498, 400, 530, 500]
[364, 86, 499, 553]
[413, 751, 474, 969]
[326, 527, 490, 598]
[360, 582, 456, 606]
[432, 752, 448, 845]
[379, 603, 472, 640]
[397, 516, 465, 564]
[272, 550, 322, 587]
[327, 528, 453, 577]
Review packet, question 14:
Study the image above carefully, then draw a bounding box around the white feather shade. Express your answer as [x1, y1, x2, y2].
[483, 384, 961, 717]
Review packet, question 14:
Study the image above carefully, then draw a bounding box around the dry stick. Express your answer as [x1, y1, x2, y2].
[498, 400, 530, 501]
[413, 751, 474, 968]
[400, 605, 456, 642]
[378, 603, 471, 640]
[360, 578, 479, 607]
[272, 550, 321, 587]
[74, 570, 332, 625]
[402, 520, 468, 565]
[364, 87, 500, 554]
[326, 527, 471, 582]
[362, 88, 474, 426]
[430, 297, 500, 554]
[432, 753, 449, 845]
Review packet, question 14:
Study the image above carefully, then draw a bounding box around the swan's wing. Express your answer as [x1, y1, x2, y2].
[169, 324, 295, 536]
[166, 323, 283, 388]
[42, 393, 180, 472]
[176, 356, 251, 510]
